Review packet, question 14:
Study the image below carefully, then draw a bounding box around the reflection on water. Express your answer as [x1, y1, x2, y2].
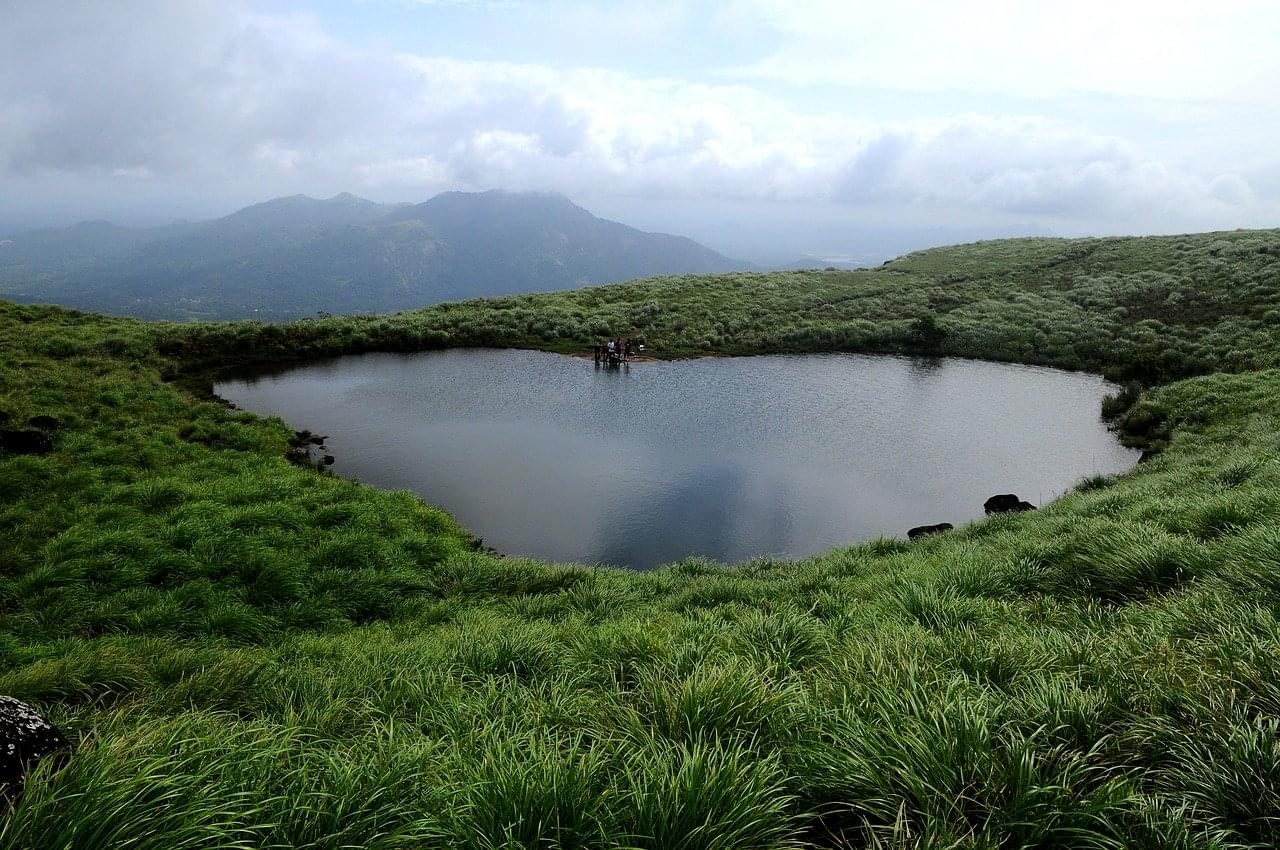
[216, 349, 1140, 569]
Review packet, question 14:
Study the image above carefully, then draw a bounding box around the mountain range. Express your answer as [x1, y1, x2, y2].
[0, 192, 750, 320]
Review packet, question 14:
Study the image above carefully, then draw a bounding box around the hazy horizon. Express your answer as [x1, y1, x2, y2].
[4, 2, 1277, 264]
[0, 187, 1069, 267]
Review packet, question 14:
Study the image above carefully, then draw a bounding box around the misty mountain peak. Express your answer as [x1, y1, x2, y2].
[437, 189, 577, 210]
[220, 193, 390, 231]
[0, 190, 748, 319]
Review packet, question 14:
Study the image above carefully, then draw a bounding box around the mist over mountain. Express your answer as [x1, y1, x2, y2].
[0, 191, 749, 320]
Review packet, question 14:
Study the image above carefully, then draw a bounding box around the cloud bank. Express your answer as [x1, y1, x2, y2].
[1, 1, 1274, 240]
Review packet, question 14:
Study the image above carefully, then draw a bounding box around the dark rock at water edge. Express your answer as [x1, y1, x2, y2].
[290, 430, 328, 450]
[0, 430, 53, 455]
[908, 522, 954, 539]
[984, 493, 1037, 514]
[0, 696, 69, 804]
[282, 421, 336, 469]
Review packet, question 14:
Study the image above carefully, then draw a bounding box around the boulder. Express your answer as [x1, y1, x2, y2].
[908, 522, 954, 539]
[0, 696, 68, 804]
[0, 430, 53, 456]
[285, 447, 312, 466]
[27, 415, 60, 432]
[984, 493, 1037, 514]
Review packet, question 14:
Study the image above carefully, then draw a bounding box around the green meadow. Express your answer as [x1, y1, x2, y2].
[2, 228, 1280, 848]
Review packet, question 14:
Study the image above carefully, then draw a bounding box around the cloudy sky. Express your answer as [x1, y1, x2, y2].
[3, 1, 1277, 261]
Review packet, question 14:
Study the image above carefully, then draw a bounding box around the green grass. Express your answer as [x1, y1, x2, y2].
[3, 228, 1280, 847]
[162, 227, 1280, 386]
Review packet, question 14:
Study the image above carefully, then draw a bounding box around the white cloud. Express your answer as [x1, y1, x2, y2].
[0, 0, 1274, 237]
[830, 117, 1256, 221]
[725, 0, 1280, 104]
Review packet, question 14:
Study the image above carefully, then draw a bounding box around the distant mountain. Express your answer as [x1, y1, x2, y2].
[0, 192, 749, 320]
[0, 219, 198, 279]
[768, 254, 881, 272]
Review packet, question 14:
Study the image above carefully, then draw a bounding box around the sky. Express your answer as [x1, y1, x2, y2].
[2, 0, 1278, 262]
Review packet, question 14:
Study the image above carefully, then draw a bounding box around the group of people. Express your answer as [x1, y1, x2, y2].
[593, 337, 642, 367]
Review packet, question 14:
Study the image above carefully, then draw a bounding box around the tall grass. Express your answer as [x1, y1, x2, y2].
[4, 228, 1280, 846]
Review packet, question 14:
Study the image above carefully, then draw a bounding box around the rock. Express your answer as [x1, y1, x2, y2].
[285, 447, 311, 466]
[984, 493, 1037, 514]
[309, 435, 326, 445]
[27, 415, 60, 432]
[0, 696, 69, 804]
[322, 455, 335, 465]
[908, 522, 954, 539]
[0, 430, 53, 456]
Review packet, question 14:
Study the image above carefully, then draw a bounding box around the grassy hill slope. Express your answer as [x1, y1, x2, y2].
[168, 227, 1280, 386]
[2, 228, 1280, 847]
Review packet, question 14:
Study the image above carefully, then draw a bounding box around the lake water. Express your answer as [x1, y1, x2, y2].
[216, 349, 1140, 569]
